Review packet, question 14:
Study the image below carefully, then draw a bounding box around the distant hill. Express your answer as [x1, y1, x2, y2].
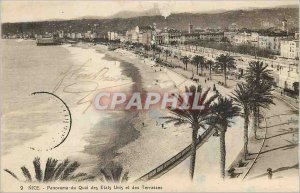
[108, 6, 161, 19]
[2, 7, 299, 36]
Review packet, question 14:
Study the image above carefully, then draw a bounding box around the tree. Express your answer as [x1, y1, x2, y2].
[4, 157, 94, 182]
[99, 162, 129, 183]
[164, 49, 170, 62]
[215, 54, 235, 86]
[251, 81, 274, 139]
[245, 61, 274, 138]
[182, 56, 189, 70]
[163, 85, 218, 180]
[210, 96, 240, 179]
[293, 82, 299, 94]
[192, 55, 205, 75]
[232, 83, 253, 159]
[151, 44, 156, 59]
[156, 47, 162, 59]
[206, 59, 214, 80]
[143, 44, 150, 57]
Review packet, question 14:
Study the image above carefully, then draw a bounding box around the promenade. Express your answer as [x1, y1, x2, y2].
[133, 46, 298, 188]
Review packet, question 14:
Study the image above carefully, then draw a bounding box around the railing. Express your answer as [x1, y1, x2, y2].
[136, 127, 214, 181]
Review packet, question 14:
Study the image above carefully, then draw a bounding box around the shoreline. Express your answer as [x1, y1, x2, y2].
[73, 42, 245, 182]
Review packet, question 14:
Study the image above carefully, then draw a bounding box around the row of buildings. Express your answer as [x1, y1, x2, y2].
[3, 19, 298, 60]
[106, 19, 298, 60]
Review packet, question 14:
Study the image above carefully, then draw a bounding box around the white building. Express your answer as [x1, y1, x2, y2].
[71, 33, 76, 39]
[126, 26, 140, 43]
[280, 39, 299, 59]
[107, 31, 119, 41]
[233, 32, 252, 45]
[277, 64, 299, 90]
[75, 33, 82, 39]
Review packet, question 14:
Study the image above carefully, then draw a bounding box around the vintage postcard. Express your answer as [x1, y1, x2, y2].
[1, 0, 299, 192]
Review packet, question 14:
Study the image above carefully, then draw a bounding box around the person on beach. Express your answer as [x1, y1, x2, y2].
[267, 168, 273, 179]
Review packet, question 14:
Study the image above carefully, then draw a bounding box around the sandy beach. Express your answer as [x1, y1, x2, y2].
[1, 39, 298, 192]
[89, 44, 246, 183]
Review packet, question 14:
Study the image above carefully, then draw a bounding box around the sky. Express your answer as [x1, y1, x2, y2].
[1, 0, 298, 23]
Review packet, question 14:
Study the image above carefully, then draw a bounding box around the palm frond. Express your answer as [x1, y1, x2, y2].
[33, 157, 43, 181]
[100, 168, 113, 182]
[69, 172, 95, 181]
[60, 161, 80, 180]
[210, 96, 240, 130]
[4, 169, 19, 180]
[21, 166, 32, 182]
[53, 159, 70, 180]
[121, 171, 129, 183]
[43, 158, 58, 182]
[99, 162, 129, 183]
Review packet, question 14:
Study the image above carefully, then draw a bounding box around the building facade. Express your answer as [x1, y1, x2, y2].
[107, 31, 119, 40]
[280, 40, 299, 59]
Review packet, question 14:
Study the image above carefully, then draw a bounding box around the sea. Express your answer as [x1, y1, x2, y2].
[1, 39, 138, 177]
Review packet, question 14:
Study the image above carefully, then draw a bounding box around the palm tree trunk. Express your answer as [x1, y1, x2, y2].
[257, 107, 260, 128]
[209, 64, 212, 80]
[190, 127, 198, 180]
[220, 129, 226, 179]
[253, 107, 258, 139]
[152, 49, 155, 60]
[224, 64, 227, 86]
[244, 114, 249, 160]
[196, 63, 199, 75]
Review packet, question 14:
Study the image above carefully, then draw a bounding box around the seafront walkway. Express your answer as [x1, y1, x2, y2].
[119, 46, 298, 181]
[244, 104, 299, 181]
[163, 56, 298, 180]
[155, 56, 298, 182]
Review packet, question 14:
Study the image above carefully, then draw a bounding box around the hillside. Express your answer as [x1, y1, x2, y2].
[2, 7, 299, 36]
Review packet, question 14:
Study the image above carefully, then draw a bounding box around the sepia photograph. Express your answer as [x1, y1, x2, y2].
[0, 0, 299, 192]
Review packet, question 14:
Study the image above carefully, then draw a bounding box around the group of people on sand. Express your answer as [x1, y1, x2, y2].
[142, 121, 166, 130]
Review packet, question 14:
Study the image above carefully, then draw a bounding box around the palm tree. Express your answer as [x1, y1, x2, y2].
[4, 157, 94, 182]
[164, 49, 170, 62]
[99, 162, 129, 183]
[206, 59, 214, 80]
[245, 61, 274, 138]
[163, 85, 218, 180]
[143, 44, 150, 57]
[210, 96, 240, 179]
[156, 47, 162, 59]
[232, 83, 253, 159]
[182, 56, 189, 70]
[215, 54, 235, 86]
[191, 55, 205, 75]
[151, 44, 156, 59]
[250, 81, 274, 139]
